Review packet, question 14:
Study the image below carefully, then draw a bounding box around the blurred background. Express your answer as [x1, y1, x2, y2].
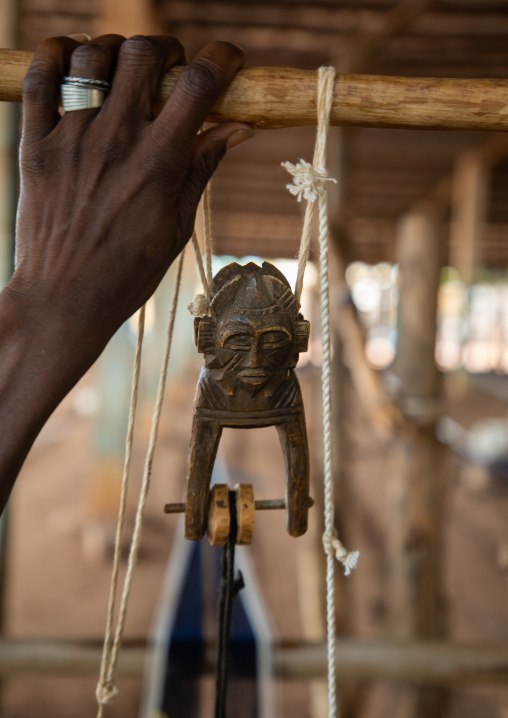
[1, 0, 508, 717]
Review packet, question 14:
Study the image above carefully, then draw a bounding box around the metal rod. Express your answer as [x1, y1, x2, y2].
[163, 497, 300, 514]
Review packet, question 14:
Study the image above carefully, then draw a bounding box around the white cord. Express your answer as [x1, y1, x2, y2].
[283, 66, 360, 718]
[95, 250, 186, 716]
[189, 185, 214, 317]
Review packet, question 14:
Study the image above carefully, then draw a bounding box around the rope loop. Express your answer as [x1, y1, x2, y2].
[322, 529, 360, 577]
[96, 680, 119, 706]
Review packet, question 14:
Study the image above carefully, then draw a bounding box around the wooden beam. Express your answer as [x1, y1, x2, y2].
[94, 0, 163, 38]
[158, 1, 508, 37]
[414, 134, 508, 224]
[347, 0, 437, 73]
[157, 1, 378, 34]
[2, 50, 508, 132]
[276, 641, 508, 685]
[2, 638, 508, 684]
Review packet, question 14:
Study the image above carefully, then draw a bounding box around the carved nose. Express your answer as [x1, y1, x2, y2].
[245, 337, 263, 367]
[247, 346, 262, 367]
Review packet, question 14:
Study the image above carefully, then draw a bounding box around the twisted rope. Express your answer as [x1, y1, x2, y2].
[96, 250, 186, 717]
[284, 65, 359, 718]
[95, 304, 145, 712]
[189, 184, 214, 317]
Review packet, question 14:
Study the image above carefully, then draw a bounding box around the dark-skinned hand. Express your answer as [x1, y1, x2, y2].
[13, 33, 252, 347]
[0, 34, 253, 510]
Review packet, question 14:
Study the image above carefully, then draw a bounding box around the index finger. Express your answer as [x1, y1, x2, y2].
[152, 41, 244, 149]
[22, 36, 81, 143]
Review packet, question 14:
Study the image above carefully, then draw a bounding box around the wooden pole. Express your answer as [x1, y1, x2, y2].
[2, 638, 508, 684]
[388, 208, 448, 718]
[2, 49, 508, 132]
[450, 152, 489, 285]
[0, 1, 17, 712]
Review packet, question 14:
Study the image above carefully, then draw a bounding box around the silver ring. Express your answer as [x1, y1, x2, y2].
[61, 76, 111, 112]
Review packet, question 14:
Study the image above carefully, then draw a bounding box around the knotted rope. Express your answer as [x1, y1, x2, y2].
[322, 529, 360, 577]
[283, 65, 359, 718]
[95, 250, 185, 717]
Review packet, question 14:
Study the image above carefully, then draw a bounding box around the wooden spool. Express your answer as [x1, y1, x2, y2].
[206, 483, 256, 547]
[206, 484, 231, 547]
[234, 484, 255, 546]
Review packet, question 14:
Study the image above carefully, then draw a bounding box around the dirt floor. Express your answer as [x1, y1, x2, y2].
[2, 360, 508, 717]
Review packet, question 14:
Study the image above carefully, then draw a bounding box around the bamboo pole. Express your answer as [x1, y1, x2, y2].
[2, 638, 508, 684]
[2, 48, 508, 132]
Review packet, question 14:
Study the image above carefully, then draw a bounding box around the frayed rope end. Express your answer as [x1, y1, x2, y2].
[188, 293, 211, 317]
[323, 530, 360, 577]
[282, 159, 337, 203]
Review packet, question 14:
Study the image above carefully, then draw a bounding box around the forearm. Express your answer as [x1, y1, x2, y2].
[0, 283, 105, 511]
[0, 34, 251, 513]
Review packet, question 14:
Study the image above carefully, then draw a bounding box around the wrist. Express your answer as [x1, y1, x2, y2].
[1, 276, 108, 386]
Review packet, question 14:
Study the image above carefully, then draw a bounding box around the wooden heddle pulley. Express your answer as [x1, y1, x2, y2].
[164, 483, 315, 547]
[184, 261, 312, 541]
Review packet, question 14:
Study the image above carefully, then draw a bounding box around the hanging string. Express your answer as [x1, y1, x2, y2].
[203, 183, 213, 287]
[95, 304, 145, 712]
[282, 73, 338, 305]
[191, 230, 212, 303]
[283, 66, 359, 718]
[96, 249, 186, 716]
[189, 185, 215, 317]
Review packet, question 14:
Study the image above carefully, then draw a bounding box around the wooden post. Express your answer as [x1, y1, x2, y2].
[387, 209, 448, 717]
[0, 1, 17, 711]
[450, 153, 489, 286]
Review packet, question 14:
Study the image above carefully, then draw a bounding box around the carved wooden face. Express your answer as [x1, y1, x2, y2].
[194, 262, 310, 389]
[216, 311, 295, 387]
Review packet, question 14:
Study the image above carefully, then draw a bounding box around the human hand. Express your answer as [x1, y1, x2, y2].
[11, 33, 252, 358]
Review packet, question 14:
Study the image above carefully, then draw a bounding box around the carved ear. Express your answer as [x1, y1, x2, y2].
[294, 320, 310, 353]
[195, 317, 217, 354]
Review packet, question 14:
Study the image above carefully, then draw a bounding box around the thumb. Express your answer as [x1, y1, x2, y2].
[181, 123, 254, 213]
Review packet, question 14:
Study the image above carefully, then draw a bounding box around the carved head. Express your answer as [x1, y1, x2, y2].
[195, 262, 310, 389]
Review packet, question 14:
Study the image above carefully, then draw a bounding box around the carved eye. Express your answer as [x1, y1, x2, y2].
[223, 333, 253, 350]
[260, 331, 291, 350]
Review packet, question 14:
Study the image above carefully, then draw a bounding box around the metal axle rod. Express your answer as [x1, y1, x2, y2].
[163, 497, 309, 514]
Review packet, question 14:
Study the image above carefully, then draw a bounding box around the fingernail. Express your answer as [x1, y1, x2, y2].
[68, 33, 91, 42]
[226, 128, 254, 150]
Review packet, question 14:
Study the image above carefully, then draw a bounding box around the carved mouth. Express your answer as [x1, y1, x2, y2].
[238, 369, 269, 385]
